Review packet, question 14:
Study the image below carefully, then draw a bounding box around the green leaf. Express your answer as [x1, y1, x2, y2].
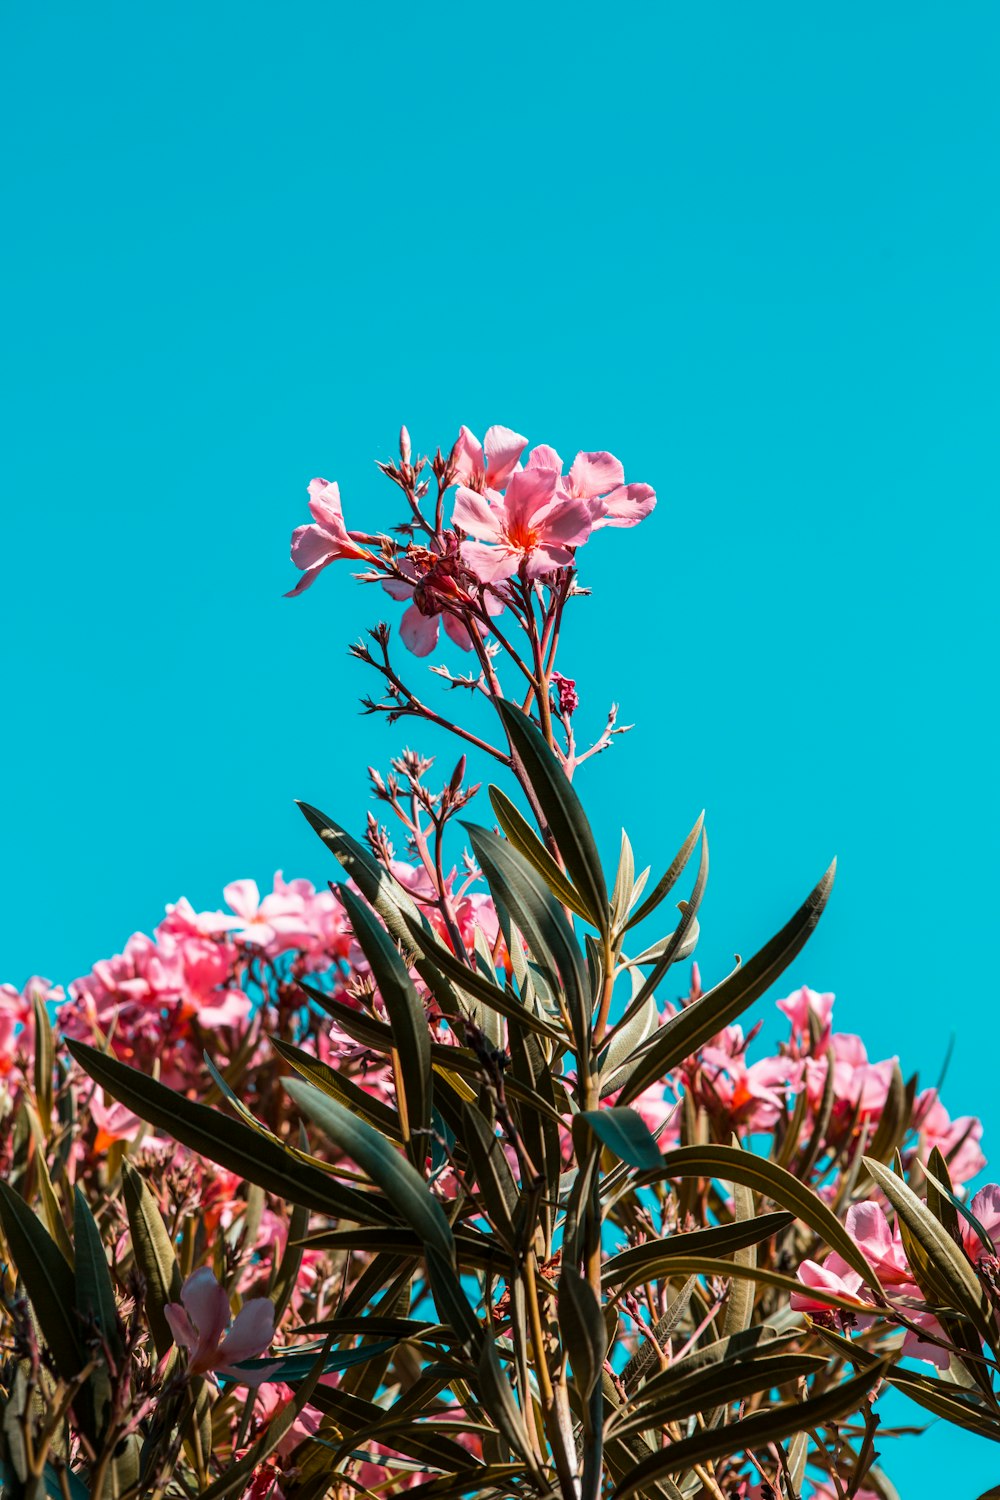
[232, 1339, 397, 1384]
[466, 822, 589, 1053]
[618, 860, 835, 1102]
[602, 1212, 794, 1289]
[637, 1142, 880, 1289]
[864, 1155, 993, 1345]
[31, 989, 54, 1134]
[270, 1036, 403, 1142]
[67, 1039, 392, 1224]
[270, 1200, 309, 1325]
[121, 1158, 183, 1359]
[340, 886, 432, 1162]
[558, 1266, 607, 1401]
[576, 1107, 662, 1170]
[612, 1352, 828, 1440]
[612, 1361, 890, 1497]
[73, 1188, 121, 1358]
[722, 1179, 756, 1338]
[623, 813, 704, 932]
[489, 785, 593, 922]
[461, 1106, 518, 1244]
[495, 698, 609, 935]
[284, 1080, 453, 1257]
[477, 1337, 535, 1464]
[889, 1367, 1000, 1444]
[0, 1180, 84, 1383]
[397, 910, 563, 1042]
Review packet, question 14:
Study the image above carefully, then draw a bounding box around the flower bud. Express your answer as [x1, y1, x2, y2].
[399, 425, 411, 464]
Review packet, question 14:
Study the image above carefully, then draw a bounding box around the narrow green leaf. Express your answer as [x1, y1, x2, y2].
[398, 910, 563, 1042]
[889, 1367, 1000, 1444]
[602, 1213, 794, 1289]
[0, 1180, 83, 1383]
[495, 698, 609, 934]
[558, 1266, 607, 1401]
[270, 1037, 403, 1142]
[612, 1361, 889, 1497]
[284, 1080, 452, 1257]
[121, 1159, 182, 1358]
[340, 886, 432, 1161]
[67, 1039, 392, 1224]
[637, 1142, 880, 1289]
[722, 1179, 756, 1338]
[31, 989, 54, 1134]
[73, 1188, 121, 1358]
[490, 785, 593, 921]
[623, 813, 704, 932]
[612, 1352, 828, 1440]
[618, 861, 835, 1102]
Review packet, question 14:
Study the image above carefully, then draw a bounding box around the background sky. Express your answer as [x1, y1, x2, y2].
[3, 3, 998, 1492]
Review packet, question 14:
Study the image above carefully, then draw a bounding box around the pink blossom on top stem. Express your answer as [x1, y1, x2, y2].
[525, 443, 657, 529]
[0, 977, 62, 1073]
[164, 1267, 277, 1386]
[285, 480, 371, 597]
[450, 425, 527, 492]
[454, 467, 596, 583]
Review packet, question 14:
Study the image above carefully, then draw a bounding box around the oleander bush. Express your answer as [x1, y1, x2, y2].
[2, 424, 998, 1500]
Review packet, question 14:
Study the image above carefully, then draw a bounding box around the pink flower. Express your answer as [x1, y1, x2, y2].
[526, 443, 657, 529]
[380, 541, 502, 657]
[223, 879, 314, 955]
[454, 468, 596, 583]
[960, 1183, 1000, 1261]
[450, 425, 527, 492]
[164, 1267, 277, 1385]
[89, 1087, 142, 1152]
[286, 480, 370, 597]
[0, 977, 62, 1073]
[913, 1088, 986, 1187]
[776, 986, 835, 1051]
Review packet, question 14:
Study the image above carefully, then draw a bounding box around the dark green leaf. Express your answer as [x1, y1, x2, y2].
[495, 699, 609, 934]
[637, 1142, 880, 1289]
[0, 1181, 84, 1384]
[602, 1213, 794, 1289]
[67, 1040, 392, 1224]
[284, 1080, 452, 1256]
[618, 860, 835, 1101]
[612, 1352, 828, 1440]
[73, 1188, 121, 1359]
[489, 785, 593, 921]
[612, 1361, 889, 1497]
[121, 1159, 183, 1359]
[270, 1037, 403, 1142]
[558, 1266, 607, 1401]
[204, 1342, 332, 1499]
[339, 885, 433, 1163]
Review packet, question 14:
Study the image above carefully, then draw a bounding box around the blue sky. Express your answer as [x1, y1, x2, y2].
[3, 4, 998, 1489]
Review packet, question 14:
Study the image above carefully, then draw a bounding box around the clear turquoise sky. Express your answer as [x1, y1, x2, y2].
[4, 4, 998, 1491]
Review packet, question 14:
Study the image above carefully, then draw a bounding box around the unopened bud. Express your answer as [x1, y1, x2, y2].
[449, 755, 467, 795]
[399, 425, 411, 464]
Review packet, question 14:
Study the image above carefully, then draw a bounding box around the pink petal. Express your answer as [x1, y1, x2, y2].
[460, 541, 520, 584]
[442, 612, 475, 651]
[284, 560, 331, 597]
[522, 543, 574, 578]
[290, 523, 338, 570]
[527, 444, 563, 472]
[306, 479, 345, 530]
[400, 605, 440, 657]
[532, 494, 596, 548]
[164, 1302, 199, 1354]
[217, 1298, 276, 1365]
[567, 451, 624, 498]
[501, 467, 560, 530]
[450, 426, 485, 485]
[224, 880, 260, 922]
[181, 1267, 232, 1349]
[595, 482, 657, 528]
[483, 426, 528, 487]
[382, 576, 415, 601]
[452, 487, 502, 541]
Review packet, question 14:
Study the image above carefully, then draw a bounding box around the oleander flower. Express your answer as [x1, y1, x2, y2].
[165, 1267, 277, 1385]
